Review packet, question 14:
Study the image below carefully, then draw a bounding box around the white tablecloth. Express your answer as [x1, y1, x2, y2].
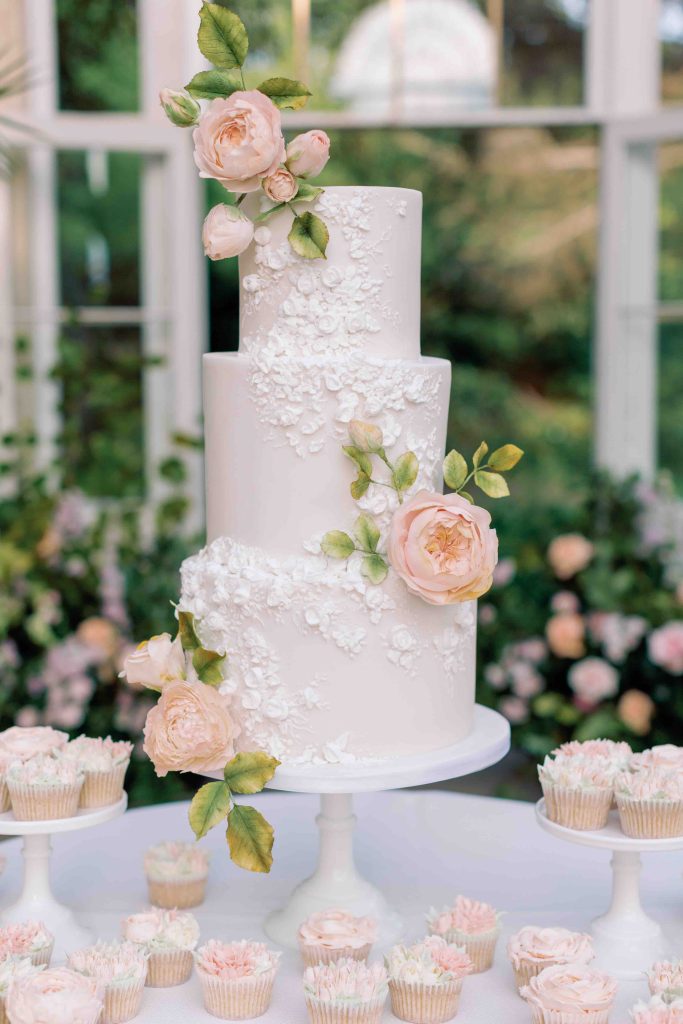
[1, 791, 681, 1023]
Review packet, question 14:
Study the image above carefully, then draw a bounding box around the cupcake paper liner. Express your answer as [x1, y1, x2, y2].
[102, 977, 146, 1024]
[304, 993, 386, 1024]
[435, 927, 500, 974]
[299, 940, 373, 968]
[529, 1006, 612, 1024]
[198, 969, 276, 1020]
[616, 794, 683, 839]
[7, 779, 83, 821]
[146, 948, 193, 987]
[80, 762, 129, 810]
[29, 939, 54, 967]
[0, 993, 7, 1024]
[389, 978, 463, 1023]
[147, 876, 207, 910]
[0, 778, 10, 814]
[542, 782, 612, 832]
[511, 959, 558, 992]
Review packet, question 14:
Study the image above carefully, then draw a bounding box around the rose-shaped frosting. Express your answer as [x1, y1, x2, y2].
[122, 908, 199, 951]
[144, 841, 209, 882]
[121, 633, 185, 691]
[195, 940, 280, 980]
[262, 167, 298, 204]
[427, 896, 500, 936]
[143, 679, 238, 777]
[648, 960, 683, 995]
[385, 936, 473, 986]
[507, 927, 594, 969]
[520, 963, 617, 1014]
[202, 205, 255, 261]
[6, 754, 82, 788]
[303, 958, 388, 1004]
[68, 942, 148, 986]
[616, 768, 683, 802]
[5, 967, 103, 1024]
[553, 739, 633, 766]
[547, 534, 594, 579]
[631, 746, 683, 772]
[568, 658, 619, 704]
[285, 130, 330, 178]
[387, 491, 498, 605]
[0, 956, 42, 996]
[62, 736, 132, 773]
[546, 613, 586, 659]
[298, 910, 377, 951]
[0, 922, 53, 956]
[632, 994, 683, 1023]
[192, 91, 285, 192]
[538, 754, 615, 791]
[648, 622, 683, 676]
[0, 727, 68, 761]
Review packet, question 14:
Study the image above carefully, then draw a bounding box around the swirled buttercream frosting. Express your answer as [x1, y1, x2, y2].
[303, 958, 388, 1004]
[427, 896, 501, 936]
[385, 936, 473, 985]
[122, 908, 199, 951]
[298, 910, 377, 950]
[507, 926, 594, 969]
[195, 940, 280, 979]
[520, 963, 617, 1014]
[144, 841, 209, 882]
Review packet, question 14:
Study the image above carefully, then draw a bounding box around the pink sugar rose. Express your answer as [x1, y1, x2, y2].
[143, 679, 239, 777]
[285, 129, 331, 178]
[546, 613, 585, 659]
[387, 490, 498, 605]
[6, 967, 103, 1024]
[262, 167, 298, 203]
[648, 622, 683, 675]
[547, 533, 594, 580]
[202, 204, 255, 260]
[193, 91, 285, 193]
[568, 657, 619, 704]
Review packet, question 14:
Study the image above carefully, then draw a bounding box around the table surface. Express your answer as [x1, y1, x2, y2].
[1, 790, 681, 1023]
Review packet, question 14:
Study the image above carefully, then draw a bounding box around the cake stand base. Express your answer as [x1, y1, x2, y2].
[264, 706, 510, 948]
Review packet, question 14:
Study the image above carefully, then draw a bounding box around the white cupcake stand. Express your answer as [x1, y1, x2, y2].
[536, 798, 683, 979]
[0, 796, 127, 960]
[264, 705, 510, 948]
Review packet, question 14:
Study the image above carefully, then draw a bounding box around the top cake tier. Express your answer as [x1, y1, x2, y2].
[238, 186, 422, 361]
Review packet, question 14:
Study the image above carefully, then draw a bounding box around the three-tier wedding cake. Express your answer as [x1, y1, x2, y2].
[179, 187, 477, 766]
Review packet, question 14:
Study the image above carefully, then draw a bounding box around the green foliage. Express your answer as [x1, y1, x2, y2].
[185, 69, 241, 100]
[197, 4, 249, 69]
[256, 77, 311, 110]
[288, 212, 329, 260]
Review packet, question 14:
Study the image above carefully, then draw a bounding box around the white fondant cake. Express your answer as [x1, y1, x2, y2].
[179, 186, 476, 765]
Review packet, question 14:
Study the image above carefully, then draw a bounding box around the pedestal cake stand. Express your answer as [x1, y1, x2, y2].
[0, 796, 127, 960]
[264, 704, 510, 948]
[536, 798, 683, 979]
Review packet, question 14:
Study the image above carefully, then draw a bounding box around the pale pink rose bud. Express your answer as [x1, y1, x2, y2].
[121, 633, 185, 691]
[262, 167, 298, 203]
[159, 88, 200, 127]
[202, 205, 255, 261]
[143, 679, 240, 777]
[193, 91, 285, 192]
[285, 129, 330, 178]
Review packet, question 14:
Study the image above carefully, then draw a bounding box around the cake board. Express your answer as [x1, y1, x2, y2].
[263, 705, 510, 947]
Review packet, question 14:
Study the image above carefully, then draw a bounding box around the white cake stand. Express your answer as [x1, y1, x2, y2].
[264, 705, 510, 948]
[0, 796, 127, 960]
[536, 798, 683, 979]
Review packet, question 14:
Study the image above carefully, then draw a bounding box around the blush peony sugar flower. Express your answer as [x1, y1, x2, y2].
[143, 678, 239, 777]
[5, 966, 103, 1024]
[192, 91, 285, 193]
[202, 205, 255, 260]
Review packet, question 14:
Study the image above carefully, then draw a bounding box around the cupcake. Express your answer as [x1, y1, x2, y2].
[5, 755, 83, 821]
[426, 896, 502, 973]
[143, 841, 209, 909]
[195, 939, 280, 1020]
[68, 941, 147, 1024]
[0, 727, 69, 762]
[553, 739, 633, 769]
[615, 768, 683, 839]
[648, 960, 683, 996]
[122, 907, 198, 987]
[385, 936, 473, 1023]
[298, 910, 377, 967]
[539, 755, 615, 831]
[303, 958, 388, 1024]
[5, 966, 103, 1024]
[507, 926, 594, 991]
[630, 745, 683, 773]
[0, 922, 54, 966]
[62, 737, 132, 809]
[0, 754, 18, 814]
[0, 957, 43, 1024]
[631, 994, 683, 1023]
[520, 963, 617, 1024]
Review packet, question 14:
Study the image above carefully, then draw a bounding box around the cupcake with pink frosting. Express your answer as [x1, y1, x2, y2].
[507, 926, 594, 991]
[62, 737, 132, 809]
[0, 728, 68, 763]
[631, 994, 683, 1023]
[303, 958, 388, 1024]
[143, 841, 209, 910]
[5, 966, 103, 1024]
[122, 907, 198, 988]
[647, 960, 683, 997]
[0, 957, 43, 1024]
[520, 963, 617, 1024]
[615, 768, 683, 838]
[426, 896, 502, 973]
[630, 746, 683, 773]
[553, 739, 633, 769]
[5, 755, 83, 822]
[385, 936, 473, 1023]
[194, 939, 280, 1020]
[0, 922, 54, 967]
[298, 910, 377, 967]
[68, 941, 148, 1024]
[539, 755, 615, 831]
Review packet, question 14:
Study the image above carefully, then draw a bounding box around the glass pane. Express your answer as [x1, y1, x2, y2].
[57, 151, 141, 308]
[228, 0, 293, 79]
[659, 321, 683, 487]
[56, 0, 139, 112]
[502, 0, 587, 106]
[659, 141, 683, 304]
[662, 0, 683, 105]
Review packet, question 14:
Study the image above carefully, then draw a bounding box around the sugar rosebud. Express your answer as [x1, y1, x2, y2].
[121, 633, 185, 692]
[285, 129, 330, 178]
[262, 167, 298, 204]
[159, 88, 200, 127]
[202, 204, 254, 261]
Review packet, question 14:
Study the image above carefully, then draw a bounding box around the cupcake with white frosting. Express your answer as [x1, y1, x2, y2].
[553, 739, 633, 769]
[122, 907, 198, 988]
[5, 755, 83, 821]
[5, 966, 103, 1024]
[630, 745, 683, 773]
[615, 768, 683, 838]
[648, 960, 683, 996]
[298, 910, 377, 967]
[427, 896, 502, 973]
[539, 755, 615, 831]
[507, 926, 594, 991]
[303, 958, 388, 1024]
[195, 939, 280, 1020]
[0, 957, 43, 1024]
[385, 936, 473, 1023]
[62, 736, 132, 809]
[520, 963, 617, 1024]
[0, 753, 18, 814]
[0, 727, 68, 762]
[144, 841, 209, 909]
[631, 994, 683, 1023]
[0, 922, 54, 967]
[68, 941, 147, 1024]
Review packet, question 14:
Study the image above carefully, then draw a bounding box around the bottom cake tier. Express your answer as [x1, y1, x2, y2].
[179, 536, 476, 765]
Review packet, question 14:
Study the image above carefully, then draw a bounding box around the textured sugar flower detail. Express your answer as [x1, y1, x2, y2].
[385, 936, 473, 985]
[647, 960, 683, 995]
[299, 910, 377, 951]
[631, 994, 683, 1023]
[631, 746, 683, 772]
[520, 963, 617, 1015]
[6, 753, 82, 787]
[547, 533, 595, 580]
[303, 958, 388, 1004]
[122, 908, 200, 951]
[193, 91, 285, 192]
[143, 679, 239, 777]
[616, 768, 683, 801]
[0, 956, 43, 997]
[538, 754, 616, 791]
[5, 966, 103, 1024]
[427, 896, 501, 937]
[552, 739, 633, 766]
[648, 623, 683, 675]
[68, 942, 148, 985]
[507, 927, 594, 969]
[144, 841, 210, 882]
[62, 736, 132, 772]
[0, 921, 53, 957]
[195, 940, 280, 979]
[0, 726, 68, 761]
